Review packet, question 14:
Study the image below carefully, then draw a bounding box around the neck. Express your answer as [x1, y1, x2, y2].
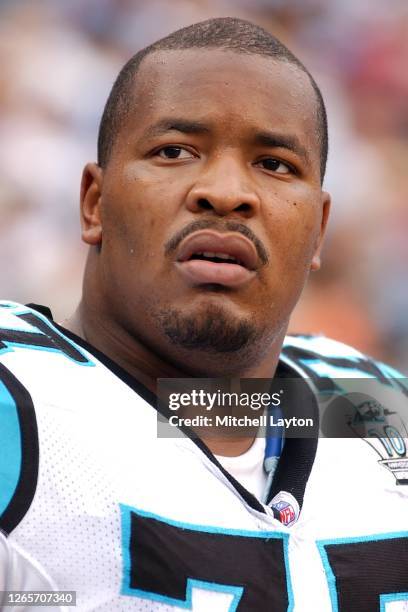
[63, 300, 286, 457]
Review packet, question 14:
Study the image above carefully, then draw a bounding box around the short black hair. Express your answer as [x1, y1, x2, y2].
[97, 17, 328, 181]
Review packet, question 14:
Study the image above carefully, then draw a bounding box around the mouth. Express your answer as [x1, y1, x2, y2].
[175, 230, 258, 288]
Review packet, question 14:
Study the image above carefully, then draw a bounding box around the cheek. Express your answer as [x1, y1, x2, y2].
[263, 194, 321, 272]
[101, 182, 178, 272]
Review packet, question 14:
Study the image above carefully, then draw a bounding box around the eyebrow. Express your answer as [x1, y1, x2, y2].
[142, 118, 310, 164]
[143, 118, 211, 140]
[253, 131, 310, 164]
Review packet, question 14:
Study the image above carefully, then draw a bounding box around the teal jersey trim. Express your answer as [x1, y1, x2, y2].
[0, 379, 21, 515]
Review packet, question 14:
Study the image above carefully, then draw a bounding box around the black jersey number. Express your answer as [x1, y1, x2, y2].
[120, 504, 291, 611]
[0, 306, 91, 364]
[122, 506, 408, 611]
[319, 534, 408, 612]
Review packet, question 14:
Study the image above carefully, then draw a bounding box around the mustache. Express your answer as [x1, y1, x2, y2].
[164, 219, 269, 266]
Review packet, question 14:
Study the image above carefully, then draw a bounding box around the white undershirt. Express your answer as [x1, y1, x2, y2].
[215, 436, 267, 500]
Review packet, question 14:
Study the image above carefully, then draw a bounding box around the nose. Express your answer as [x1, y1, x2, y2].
[185, 155, 260, 218]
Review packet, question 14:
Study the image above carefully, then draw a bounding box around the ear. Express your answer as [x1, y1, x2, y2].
[80, 163, 103, 246]
[311, 191, 331, 272]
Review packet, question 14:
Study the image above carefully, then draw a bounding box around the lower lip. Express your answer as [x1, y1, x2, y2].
[175, 260, 255, 288]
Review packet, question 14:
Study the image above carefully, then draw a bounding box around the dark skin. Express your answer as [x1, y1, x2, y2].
[65, 49, 330, 456]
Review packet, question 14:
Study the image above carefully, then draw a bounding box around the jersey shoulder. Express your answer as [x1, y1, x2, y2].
[282, 333, 406, 381]
[0, 301, 93, 534]
[0, 300, 93, 367]
[0, 300, 35, 333]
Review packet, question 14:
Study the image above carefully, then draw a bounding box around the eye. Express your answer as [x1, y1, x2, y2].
[156, 146, 194, 160]
[256, 158, 293, 175]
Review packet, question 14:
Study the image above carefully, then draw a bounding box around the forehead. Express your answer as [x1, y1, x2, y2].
[126, 48, 320, 155]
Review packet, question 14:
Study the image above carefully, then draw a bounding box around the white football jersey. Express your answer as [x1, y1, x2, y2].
[0, 301, 407, 611]
[0, 532, 64, 611]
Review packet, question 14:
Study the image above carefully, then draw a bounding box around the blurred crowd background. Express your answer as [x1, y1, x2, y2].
[0, 0, 407, 371]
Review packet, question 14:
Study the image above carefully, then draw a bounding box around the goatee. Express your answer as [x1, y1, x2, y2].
[158, 305, 260, 354]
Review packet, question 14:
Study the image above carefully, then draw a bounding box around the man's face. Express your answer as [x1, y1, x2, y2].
[82, 49, 330, 375]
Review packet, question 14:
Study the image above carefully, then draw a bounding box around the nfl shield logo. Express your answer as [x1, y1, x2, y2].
[269, 491, 300, 527]
[275, 501, 296, 526]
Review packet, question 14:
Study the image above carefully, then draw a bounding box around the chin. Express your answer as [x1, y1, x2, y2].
[157, 302, 260, 355]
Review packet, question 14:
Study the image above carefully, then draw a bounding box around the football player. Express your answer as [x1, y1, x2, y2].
[1, 17, 407, 611]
